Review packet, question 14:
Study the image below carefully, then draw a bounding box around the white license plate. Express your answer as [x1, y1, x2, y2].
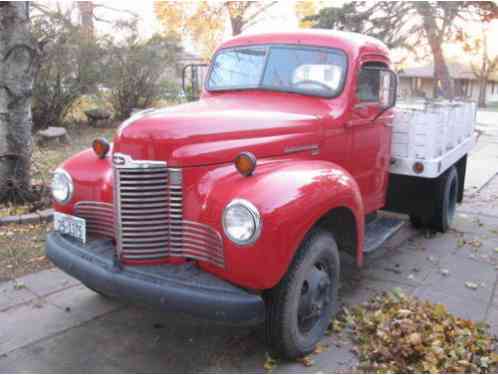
[54, 212, 86, 243]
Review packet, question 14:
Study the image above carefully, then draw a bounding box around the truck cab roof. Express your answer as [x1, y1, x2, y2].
[218, 29, 390, 60]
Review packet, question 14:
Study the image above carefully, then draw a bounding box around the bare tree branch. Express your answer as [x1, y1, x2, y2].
[93, 3, 139, 18]
[243, 1, 277, 25]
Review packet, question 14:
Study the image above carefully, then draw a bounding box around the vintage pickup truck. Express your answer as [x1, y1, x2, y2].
[46, 30, 475, 358]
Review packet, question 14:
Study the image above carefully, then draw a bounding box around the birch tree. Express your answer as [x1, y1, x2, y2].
[0, 2, 39, 202]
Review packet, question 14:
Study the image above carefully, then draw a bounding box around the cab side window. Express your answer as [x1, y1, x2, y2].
[357, 63, 387, 103]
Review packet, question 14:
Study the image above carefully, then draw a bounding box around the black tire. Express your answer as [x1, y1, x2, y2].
[430, 166, 459, 233]
[409, 214, 425, 229]
[264, 229, 340, 359]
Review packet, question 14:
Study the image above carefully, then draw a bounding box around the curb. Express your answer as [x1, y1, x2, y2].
[0, 209, 53, 226]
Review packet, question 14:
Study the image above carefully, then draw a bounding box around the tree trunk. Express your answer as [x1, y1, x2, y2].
[416, 3, 454, 100]
[478, 77, 487, 107]
[77, 1, 95, 39]
[230, 15, 244, 36]
[77, 1, 97, 94]
[477, 31, 489, 108]
[0, 2, 38, 202]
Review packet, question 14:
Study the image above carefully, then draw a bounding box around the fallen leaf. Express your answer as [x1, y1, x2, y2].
[263, 353, 277, 371]
[13, 281, 25, 290]
[470, 239, 482, 249]
[398, 309, 412, 318]
[465, 281, 478, 290]
[407, 332, 422, 346]
[298, 356, 314, 367]
[427, 256, 438, 264]
[480, 356, 489, 368]
[440, 268, 450, 276]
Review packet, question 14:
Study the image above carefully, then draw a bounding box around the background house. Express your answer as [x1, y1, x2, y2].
[398, 62, 498, 104]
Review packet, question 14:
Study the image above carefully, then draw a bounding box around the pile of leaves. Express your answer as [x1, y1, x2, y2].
[336, 289, 498, 373]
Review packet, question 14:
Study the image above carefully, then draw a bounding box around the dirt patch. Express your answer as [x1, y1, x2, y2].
[0, 222, 53, 282]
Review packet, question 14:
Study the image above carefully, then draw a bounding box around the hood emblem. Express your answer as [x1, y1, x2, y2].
[112, 153, 167, 169]
[113, 154, 126, 166]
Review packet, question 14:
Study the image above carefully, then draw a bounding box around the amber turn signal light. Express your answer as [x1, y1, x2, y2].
[413, 161, 424, 174]
[92, 137, 110, 159]
[235, 152, 257, 177]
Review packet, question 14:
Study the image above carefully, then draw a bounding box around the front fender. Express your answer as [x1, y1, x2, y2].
[53, 148, 113, 214]
[195, 159, 364, 290]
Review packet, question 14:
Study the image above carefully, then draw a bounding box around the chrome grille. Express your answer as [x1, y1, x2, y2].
[113, 153, 224, 267]
[75, 201, 114, 239]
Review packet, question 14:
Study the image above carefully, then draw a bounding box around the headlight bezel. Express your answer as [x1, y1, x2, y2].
[51, 168, 74, 204]
[222, 199, 262, 246]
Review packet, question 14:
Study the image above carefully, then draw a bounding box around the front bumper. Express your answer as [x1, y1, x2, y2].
[46, 232, 265, 325]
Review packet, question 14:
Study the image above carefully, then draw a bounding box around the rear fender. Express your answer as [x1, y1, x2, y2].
[197, 159, 365, 290]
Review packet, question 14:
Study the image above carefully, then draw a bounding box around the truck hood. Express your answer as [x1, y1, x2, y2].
[113, 92, 329, 167]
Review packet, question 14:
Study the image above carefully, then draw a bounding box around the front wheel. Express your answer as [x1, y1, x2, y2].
[264, 229, 340, 359]
[86, 285, 111, 299]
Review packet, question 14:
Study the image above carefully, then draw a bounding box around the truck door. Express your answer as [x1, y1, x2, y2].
[348, 61, 393, 214]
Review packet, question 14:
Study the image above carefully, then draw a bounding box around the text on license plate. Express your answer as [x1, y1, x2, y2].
[54, 212, 86, 243]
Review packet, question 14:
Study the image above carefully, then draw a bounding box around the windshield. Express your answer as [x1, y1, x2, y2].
[207, 45, 347, 97]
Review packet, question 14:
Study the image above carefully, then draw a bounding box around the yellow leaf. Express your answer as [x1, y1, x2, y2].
[434, 304, 447, 318]
[398, 309, 412, 317]
[263, 352, 277, 371]
[313, 343, 327, 354]
[407, 332, 422, 346]
[298, 356, 314, 367]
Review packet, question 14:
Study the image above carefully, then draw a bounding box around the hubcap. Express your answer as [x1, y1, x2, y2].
[297, 262, 332, 333]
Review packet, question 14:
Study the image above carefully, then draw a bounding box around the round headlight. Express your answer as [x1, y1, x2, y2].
[51, 169, 74, 204]
[222, 199, 262, 245]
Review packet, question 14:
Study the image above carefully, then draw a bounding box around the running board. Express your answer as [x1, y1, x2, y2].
[363, 216, 405, 253]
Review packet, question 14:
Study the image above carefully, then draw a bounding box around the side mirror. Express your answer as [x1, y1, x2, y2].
[182, 64, 209, 101]
[379, 69, 398, 109]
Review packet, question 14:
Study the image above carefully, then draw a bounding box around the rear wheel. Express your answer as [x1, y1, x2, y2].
[410, 167, 459, 233]
[409, 214, 425, 229]
[430, 166, 459, 233]
[264, 229, 340, 359]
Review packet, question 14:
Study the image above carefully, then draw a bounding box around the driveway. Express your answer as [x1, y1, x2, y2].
[1, 116, 497, 372]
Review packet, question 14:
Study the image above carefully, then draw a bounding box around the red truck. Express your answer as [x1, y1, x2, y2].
[46, 30, 474, 358]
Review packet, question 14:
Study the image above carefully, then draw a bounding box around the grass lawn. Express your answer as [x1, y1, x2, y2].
[0, 124, 118, 281]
